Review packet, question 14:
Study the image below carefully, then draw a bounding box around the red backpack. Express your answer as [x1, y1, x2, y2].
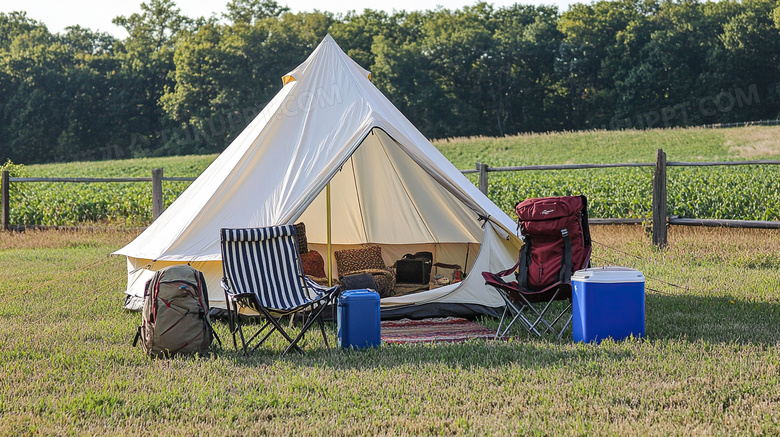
[515, 195, 591, 292]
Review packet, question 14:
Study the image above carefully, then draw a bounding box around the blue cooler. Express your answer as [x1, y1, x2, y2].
[337, 289, 381, 349]
[572, 267, 645, 343]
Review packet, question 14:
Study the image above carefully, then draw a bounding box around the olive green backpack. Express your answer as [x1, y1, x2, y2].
[133, 265, 217, 358]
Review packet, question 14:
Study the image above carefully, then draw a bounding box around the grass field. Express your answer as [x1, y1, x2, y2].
[4, 125, 780, 225]
[1, 225, 779, 435]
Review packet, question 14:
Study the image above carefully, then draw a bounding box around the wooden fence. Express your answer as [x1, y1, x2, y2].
[466, 148, 780, 247]
[0, 168, 196, 230]
[2, 148, 780, 247]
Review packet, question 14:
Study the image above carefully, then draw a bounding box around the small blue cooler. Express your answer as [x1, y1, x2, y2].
[572, 267, 645, 343]
[337, 289, 381, 349]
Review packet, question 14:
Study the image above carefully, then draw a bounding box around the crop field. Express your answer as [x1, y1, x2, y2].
[437, 126, 780, 220]
[3, 125, 780, 226]
[1, 225, 779, 434]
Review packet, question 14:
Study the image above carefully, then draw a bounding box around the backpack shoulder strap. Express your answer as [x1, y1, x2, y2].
[559, 228, 572, 284]
[197, 270, 221, 347]
[517, 238, 532, 291]
[133, 269, 164, 348]
[579, 194, 591, 247]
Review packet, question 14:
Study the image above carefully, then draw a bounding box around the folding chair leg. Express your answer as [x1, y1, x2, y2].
[485, 272, 573, 339]
[557, 314, 573, 340]
[231, 302, 274, 354]
[497, 305, 526, 338]
[525, 288, 562, 333]
[496, 295, 541, 338]
[495, 305, 508, 339]
[282, 303, 329, 356]
[235, 312, 249, 354]
[318, 315, 329, 350]
[226, 296, 238, 350]
[542, 301, 572, 338]
[515, 305, 542, 336]
[248, 322, 276, 353]
[257, 308, 305, 356]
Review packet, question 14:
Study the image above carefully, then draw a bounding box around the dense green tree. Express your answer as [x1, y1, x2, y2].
[558, 0, 658, 129]
[224, 0, 289, 24]
[329, 9, 400, 69]
[160, 10, 333, 153]
[373, 34, 453, 138]
[614, 0, 705, 128]
[373, 4, 564, 137]
[0, 11, 44, 50]
[719, 0, 780, 121]
[112, 0, 195, 155]
[0, 25, 73, 163]
[490, 5, 563, 134]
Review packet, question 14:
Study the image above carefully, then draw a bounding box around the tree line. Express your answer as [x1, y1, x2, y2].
[1, 0, 779, 164]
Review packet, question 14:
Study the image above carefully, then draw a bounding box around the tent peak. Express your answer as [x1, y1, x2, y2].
[281, 34, 371, 85]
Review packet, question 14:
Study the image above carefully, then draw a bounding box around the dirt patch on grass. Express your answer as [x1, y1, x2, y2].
[724, 127, 780, 158]
[0, 228, 140, 251]
[591, 224, 780, 267]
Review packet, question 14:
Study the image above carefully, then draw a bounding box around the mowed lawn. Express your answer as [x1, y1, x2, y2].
[0, 225, 778, 435]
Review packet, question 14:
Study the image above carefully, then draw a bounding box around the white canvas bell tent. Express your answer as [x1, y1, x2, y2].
[113, 34, 522, 319]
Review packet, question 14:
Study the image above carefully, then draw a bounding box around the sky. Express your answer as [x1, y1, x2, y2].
[0, 0, 578, 37]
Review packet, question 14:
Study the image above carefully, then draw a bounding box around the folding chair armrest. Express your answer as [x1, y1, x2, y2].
[221, 278, 256, 300]
[306, 275, 338, 287]
[495, 259, 522, 279]
[304, 277, 341, 298]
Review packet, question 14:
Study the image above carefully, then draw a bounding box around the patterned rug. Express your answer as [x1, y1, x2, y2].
[381, 317, 499, 344]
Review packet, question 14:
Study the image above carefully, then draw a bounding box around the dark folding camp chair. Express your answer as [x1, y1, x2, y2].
[220, 225, 341, 355]
[483, 263, 578, 339]
[483, 195, 591, 339]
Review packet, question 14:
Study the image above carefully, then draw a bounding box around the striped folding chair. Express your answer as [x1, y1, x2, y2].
[220, 225, 341, 355]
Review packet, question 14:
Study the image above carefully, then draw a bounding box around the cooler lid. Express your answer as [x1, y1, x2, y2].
[571, 266, 644, 283]
[339, 289, 380, 301]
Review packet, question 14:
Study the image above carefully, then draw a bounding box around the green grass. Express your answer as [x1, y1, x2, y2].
[432, 126, 773, 167]
[1, 226, 779, 434]
[4, 125, 780, 225]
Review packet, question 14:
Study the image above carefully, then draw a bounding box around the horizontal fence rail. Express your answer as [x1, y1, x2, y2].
[669, 218, 780, 229]
[469, 159, 780, 175]
[667, 160, 780, 167]
[463, 162, 655, 174]
[2, 151, 780, 247]
[8, 176, 198, 183]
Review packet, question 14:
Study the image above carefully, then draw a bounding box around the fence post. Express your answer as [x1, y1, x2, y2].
[152, 168, 164, 220]
[477, 162, 489, 195]
[652, 149, 667, 248]
[1, 170, 8, 231]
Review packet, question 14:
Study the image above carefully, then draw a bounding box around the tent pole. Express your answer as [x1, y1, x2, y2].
[326, 182, 332, 287]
